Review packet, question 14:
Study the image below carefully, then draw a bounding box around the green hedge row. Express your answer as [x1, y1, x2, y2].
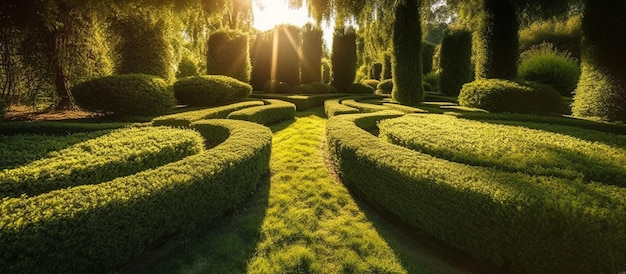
[0, 119, 272, 273]
[326, 112, 626, 274]
[380, 114, 626, 186]
[0, 122, 126, 136]
[0, 127, 204, 198]
[340, 99, 389, 113]
[324, 99, 359, 118]
[151, 101, 264, 127]
[250, 93, 344, 111]
[227, 99, 296, 125]
[173, 75, 252, 107]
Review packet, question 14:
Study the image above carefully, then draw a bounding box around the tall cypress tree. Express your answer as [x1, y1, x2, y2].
[300, 23, 323, 84]
[473, 0, 518, 80]
[391, 0, 423, 106]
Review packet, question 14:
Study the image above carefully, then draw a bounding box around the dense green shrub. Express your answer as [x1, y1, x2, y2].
[474, 0, 518, 80]
[321, 58, 332, 84]
[382, 51, 392, 80]
[324, 99, 359, 118]
[309, 82, 337, 94]
[346, 83, 374, 94]
[292, 84, 316, 94]
[301, 24, 323, 84]
[421, 41, 436, 74]
[0, 119, 272, 273]
[152, 100, 264, 127]
[0, 122, 126, 136]
[250, 93, 344, 111]
[458, 79, 561, 114]
[72, 74, 175, 116]
[519, 15, 582, 59]
[263, 80, 293, 94]
[250, 31, 273, 91]
[207, 30, 251, 83]
[227, 99, 296, 125]
[0, 127, 204, 198]
[518, 43, 580, 97]
[572, 0, 626, 123]
[331, 26, 357, 92]
[376, 79, 393, 94]
[275, 25, 301, 86]
[341, 99, 389, 113]
[326, 112, 626, 274]
[422, 72, 439, 92]
[173, 75, 252, 107]
[176, 55, 200, 78]
[362, 79, 380, 90]
[392, 0, 423, 106]
[439, 29, 473, 96]
[110, 14, 175, 82]
[370, 62, 382, 80]
[380, 114, 626, 186]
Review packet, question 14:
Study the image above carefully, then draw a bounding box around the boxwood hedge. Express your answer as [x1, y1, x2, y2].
[0, 127, 204, 198]
[0, 119, 272, 273]
[324, 99, 359, 118]
[151, 100, 264, 127]
[326, 112, 626, 274]
[173, 75, 252, 107]
[227, 99, 296, 125]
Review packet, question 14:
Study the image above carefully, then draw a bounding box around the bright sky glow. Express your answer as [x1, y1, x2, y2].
[253, 0, 334, 47]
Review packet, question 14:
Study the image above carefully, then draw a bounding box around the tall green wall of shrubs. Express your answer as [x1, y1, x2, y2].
[208, 30, 251, 83]
[250, 31, 273, 91]
[474, 0, 518, 80]
[331, 26, 357, 92]
[392, 0, 423, 106]
[301, 24, 323, 84]
[572, 0, 626, 123]
[439, 29, 473, 96]
[274, 25, 301, 87]
[421, 41, 436, 75]
[110, 13, 175, 82]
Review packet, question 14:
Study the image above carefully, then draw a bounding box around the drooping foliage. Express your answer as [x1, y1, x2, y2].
[301, 23, 323, 84]
[392, 0, 423, 106]
[331, 26, 357, 92]
[572, 0, 626, 122]
[207, 29, 251, 83]
[439, 28, 473, 96]
[473, 0, 518, 80]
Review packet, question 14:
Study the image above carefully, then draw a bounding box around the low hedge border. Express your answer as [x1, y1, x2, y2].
[340, 99, 389, 113]
[326, 112, 626, 274]
[152, 100, 264, 127]
[250, 93, 346, 111]
[0, 122, 127, 136]
[227, 99, 296, 125]
[382, 103, 428, 114]
[324, 99, 359, 118]
[0, 119, 272, 273]
[0, 127, 204, 198]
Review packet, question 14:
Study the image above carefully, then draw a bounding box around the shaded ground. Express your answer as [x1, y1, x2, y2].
[4, 105, 98, 121]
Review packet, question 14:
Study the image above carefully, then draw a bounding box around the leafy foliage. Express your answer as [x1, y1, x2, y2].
[0, 119, 272, 273]
[331, 26, 357, 92]
[519, 15, 582, 59]
[227, 99, 296, 125]
[173, 75, 252, 107]
[391, 0, 423, 106]
[326, 111, 626, 274]
[473, 0, 518, 80]
[72, 74, 175, 116]
[274, 25, 301, 86]
[369, 62, 382, 80]
[300, 23, 323, 84]
[421, 41, 436, 74]
[376, 79, 393, 94]
[207, 30, 251, 83]
[518, 43, 580, 97]
[324, 99, 359, 117]
[458, 79, 561, 114]
[439, 28, 473, 96]
[250, 31, 273, 91]
[176, 54, 201, 78]
[345, 83, 374, 94]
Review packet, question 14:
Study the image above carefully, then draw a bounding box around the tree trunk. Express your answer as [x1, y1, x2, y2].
[43, 17, 78, 111]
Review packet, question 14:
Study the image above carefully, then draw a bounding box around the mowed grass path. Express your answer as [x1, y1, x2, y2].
[140, 107, 468, 273]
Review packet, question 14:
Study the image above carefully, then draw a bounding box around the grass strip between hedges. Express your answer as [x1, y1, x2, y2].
[326, 111, 626, 273]
[380, 114, 626, 186]
[0, 120, 272, 273]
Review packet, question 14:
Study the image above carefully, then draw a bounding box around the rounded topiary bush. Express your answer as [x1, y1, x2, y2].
[346, 83, 374, 94]
[176, 55, 200, 78]
[423, 72, 439, 92]
[73, 74, 175, 116]
[377, 79, 393, 94]
[174, 75, 252, 107]
[292, 84, 316, 94]
[263, 80, 292, 94]
[518, 43, 580, 97]
[309, 82, 337, 94]
[458, 79, 561, 114]
[370, 62, 382, 80]
[362, 79, 380, 90]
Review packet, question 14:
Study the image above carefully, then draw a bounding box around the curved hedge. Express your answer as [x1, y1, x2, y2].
[324, 99, 359, 118]
[380, 114, 626, 186]
[0, 119, 272, 273]
[152, 100, 264, 127]
[0, 127, 204, 198]
[458, 79, 561, 114]
[174, 75, 252, 107]
[227, 99, 296, 125]
[72, 74, 175, 116]
[326, 112, 626, 274]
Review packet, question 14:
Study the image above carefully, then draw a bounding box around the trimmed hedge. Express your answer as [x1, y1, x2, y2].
[382, 103, 428, 114]
[72, 74, 175, 116]
[421, 41, 436, 74]
[274, 25, 301, 86]
[341, 99, 389, 113]
[370, 62, 382, 80]
[331, 26, 357, 92]
[292, 84, 316, 94]
[227, 99, 296, 125]
[376, 79, 393, 94]
[251, 31, 273, 91]
[458, 79, 561, 114]
[346, 83, 375, 94]
[309, 82, 337, 94]
[0, 122, 126, 136]
[207, 30, 251, 83]
[301, 24, 323, 84]
[474, 0, 518, 80]
[263, 80, 293, 94]
[0, 127, 204, 198]
[324, 99, 359, 118]
[0, 119, 272, 273]
[326, 112, 626, 274]
[173, 75, 252, 107]
[380, 114, 626, 186]
[391, 0, 424, 106]
[151, 100, 264, 127]
[517, 43, 580, 97]
[250, 93, 344, 111]
[361, 79, 380, 90]
[439, 29, 473, 96]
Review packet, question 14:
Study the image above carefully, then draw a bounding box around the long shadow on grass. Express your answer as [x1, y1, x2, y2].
[118, 175, 271, 274]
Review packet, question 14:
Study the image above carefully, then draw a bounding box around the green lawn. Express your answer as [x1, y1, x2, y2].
[132, 107, 473, 273]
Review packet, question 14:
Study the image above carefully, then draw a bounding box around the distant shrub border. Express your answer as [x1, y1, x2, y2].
[174, 75, 252, 107]
[227, 99, 296, 125]
[0, 119, 272, 273]
[72, 74, 175, 116]
[326, 112, 626, 274]
[0, 127, 204, 198]
[152, 100, 264, 127]
[458, 79, 561, 114]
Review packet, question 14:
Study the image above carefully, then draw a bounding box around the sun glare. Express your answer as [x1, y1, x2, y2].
[253, 0, 311, 31]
